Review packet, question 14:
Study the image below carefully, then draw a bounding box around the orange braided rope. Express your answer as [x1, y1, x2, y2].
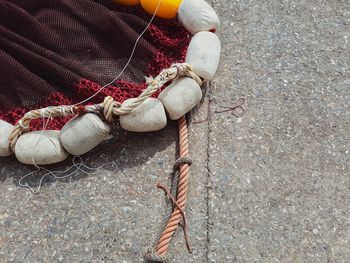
[155, 115, 191, 256]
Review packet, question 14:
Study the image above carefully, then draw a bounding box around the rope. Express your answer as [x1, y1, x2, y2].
[182, 70, 203, 87]
[172, 157, 192, 174]
[151, 116, 192, 257]
[145, 118, 192, 262]
[8, 63, 201, 152]
[103, 96, 120, 122]
[156, 182, 192, 253]
[153, 164, 180, 245]
[9, 105, 94, 151]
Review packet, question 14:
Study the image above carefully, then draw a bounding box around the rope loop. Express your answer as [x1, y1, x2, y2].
[102, 96, 120, 122]
[172, 157, 192, 175]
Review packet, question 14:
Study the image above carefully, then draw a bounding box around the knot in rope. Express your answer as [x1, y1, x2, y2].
[102, 96, 120, 122]
[172, 157, 192, 175]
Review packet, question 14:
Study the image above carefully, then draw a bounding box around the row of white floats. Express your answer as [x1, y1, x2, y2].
[0, 13, 221, 165]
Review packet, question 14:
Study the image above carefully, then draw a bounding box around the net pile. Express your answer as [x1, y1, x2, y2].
[0, 0, 190, 130]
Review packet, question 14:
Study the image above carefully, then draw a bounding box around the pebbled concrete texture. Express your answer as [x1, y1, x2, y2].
[0, 105, 210, 262]
[0, 119, 209, 263]
[0, 0, 349, 262]
[208, 0, 350, 262]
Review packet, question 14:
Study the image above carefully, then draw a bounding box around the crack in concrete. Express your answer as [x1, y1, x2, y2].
[205, 81, 214, 263]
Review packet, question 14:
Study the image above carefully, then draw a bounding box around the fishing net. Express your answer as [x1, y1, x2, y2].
[0, 0, 190, 130]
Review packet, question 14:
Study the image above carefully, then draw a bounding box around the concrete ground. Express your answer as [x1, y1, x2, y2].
[1, 0, 349, 262]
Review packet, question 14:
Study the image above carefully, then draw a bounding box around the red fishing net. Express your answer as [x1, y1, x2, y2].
[0, 0, 190, 130]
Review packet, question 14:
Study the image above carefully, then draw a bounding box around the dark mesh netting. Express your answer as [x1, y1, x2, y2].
[0, 0, 190, 129]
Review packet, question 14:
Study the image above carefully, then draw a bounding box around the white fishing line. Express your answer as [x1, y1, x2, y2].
[19, 156, 118, 194]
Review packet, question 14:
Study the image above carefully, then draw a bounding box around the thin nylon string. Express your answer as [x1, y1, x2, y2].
[19, 156, 118, 194]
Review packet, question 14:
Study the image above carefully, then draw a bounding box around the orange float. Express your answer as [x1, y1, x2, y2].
[140, 0, 182, 19]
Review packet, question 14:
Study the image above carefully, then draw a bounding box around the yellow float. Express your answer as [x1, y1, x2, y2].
[113, 0, 140, 5]
[140, 0, 182, 19]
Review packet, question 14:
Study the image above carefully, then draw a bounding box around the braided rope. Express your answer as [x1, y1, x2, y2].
[147, 156, 192, 262]
[153, 164, 180, 246]
[8, 63, 201, 152]
[155, 116, 192, 256]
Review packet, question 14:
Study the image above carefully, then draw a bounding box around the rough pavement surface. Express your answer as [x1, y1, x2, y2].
[1, 0, 349, 262]
[208, 0, 350, 262]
